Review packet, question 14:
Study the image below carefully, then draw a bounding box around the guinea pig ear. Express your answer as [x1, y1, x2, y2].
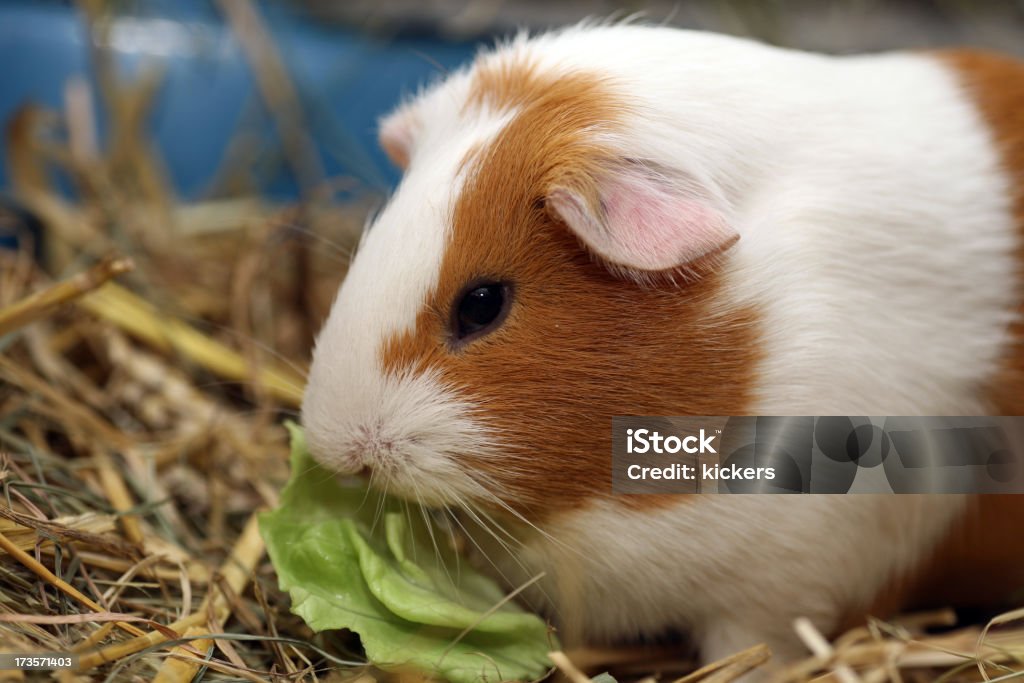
[546, 161, 738, 279]
[378, 106, 419, 170]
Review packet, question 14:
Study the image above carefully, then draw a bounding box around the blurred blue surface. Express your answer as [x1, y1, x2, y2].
[0, 0, 482, 201]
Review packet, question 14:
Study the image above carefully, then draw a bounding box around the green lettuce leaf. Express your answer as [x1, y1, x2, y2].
[260, 422, 556, 683]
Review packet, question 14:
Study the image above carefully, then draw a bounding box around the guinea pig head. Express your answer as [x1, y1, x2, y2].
[303, 62, 760, 520]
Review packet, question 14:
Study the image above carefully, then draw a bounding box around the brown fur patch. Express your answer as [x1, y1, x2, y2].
[842, 50, 1024, 633]
[381, 60, 760, 521]
[943, 50, 1024, 414]
[455, 140, 486, 179]
[843, 494, 1024, 634]
[907, 495, 1024, 608]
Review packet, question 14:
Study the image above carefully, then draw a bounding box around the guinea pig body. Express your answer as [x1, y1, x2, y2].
[303, 24, 1024, 669]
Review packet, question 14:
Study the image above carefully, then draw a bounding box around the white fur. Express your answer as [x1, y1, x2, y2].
[476, 495, 966, 660]
[304, 23, 1021, 672]
[469, 26, 1016, 419]
[303, 76, 516, 504]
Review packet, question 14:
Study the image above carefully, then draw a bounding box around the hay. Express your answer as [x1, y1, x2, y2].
[1, 4, 1023, 682]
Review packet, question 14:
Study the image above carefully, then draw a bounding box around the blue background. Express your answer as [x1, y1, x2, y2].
[0, 0, 482, 200]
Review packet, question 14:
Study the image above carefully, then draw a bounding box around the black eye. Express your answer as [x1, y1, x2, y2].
[453, 282, 511, 342]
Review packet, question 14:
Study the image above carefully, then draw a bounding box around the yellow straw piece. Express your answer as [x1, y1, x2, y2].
[78, 282, 305, 407]
[0, 255, 133, 337]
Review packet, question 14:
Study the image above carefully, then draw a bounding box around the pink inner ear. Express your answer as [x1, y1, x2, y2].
[549, 165, 737, 273]
[378, 109, 416, 169]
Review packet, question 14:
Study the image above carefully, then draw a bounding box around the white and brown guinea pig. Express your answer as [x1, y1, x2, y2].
[303, 23, 1024, 669]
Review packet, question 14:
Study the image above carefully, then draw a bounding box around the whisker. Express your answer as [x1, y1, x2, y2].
[468, 478, 586, 561]
[443, 502, 519, 592]
[402, 497, 418, 566]
[471, 506, 525, 552]
[436, 507, 463, 587]
[447, 493, 539, 586]
[408, 477, 458, 594]
[452, 495, 559, 612]
[269, 219, 358, 264]
[436, 570, 548, 669]
[369, 472, 391, 535]
[352, 466, 379, 517]
[154, 312, 311, 381]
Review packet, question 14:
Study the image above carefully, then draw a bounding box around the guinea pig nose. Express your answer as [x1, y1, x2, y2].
[318, 448, 366, 476]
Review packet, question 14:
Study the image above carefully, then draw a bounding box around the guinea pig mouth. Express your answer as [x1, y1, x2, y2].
[302, 369, 500, 509]
[355, 423, 413, 461]
[333, 423, 415, 476]
[304, 422, 488, 509]
[325, 424, 452, 507]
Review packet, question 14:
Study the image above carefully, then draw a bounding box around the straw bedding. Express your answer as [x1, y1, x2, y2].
[0, 7, 1022, 682]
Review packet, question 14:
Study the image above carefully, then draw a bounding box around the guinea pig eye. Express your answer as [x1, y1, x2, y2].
[452, 282, 511, 343]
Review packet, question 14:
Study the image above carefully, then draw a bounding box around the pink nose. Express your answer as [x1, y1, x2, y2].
[339, 422, 398, 474]
[305, 419, 405, 477]
[305, 427, 369, 476]
[355, 422, 405, 457]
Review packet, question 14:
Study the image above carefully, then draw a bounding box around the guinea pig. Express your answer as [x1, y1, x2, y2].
[302, 22, 1024, 673]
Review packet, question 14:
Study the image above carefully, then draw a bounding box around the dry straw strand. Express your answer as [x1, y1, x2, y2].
[0, 254, 133, 337]
[78, 283, 305, 406]
[75, 512, 265, 671]
[0, 529, 145, 638]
